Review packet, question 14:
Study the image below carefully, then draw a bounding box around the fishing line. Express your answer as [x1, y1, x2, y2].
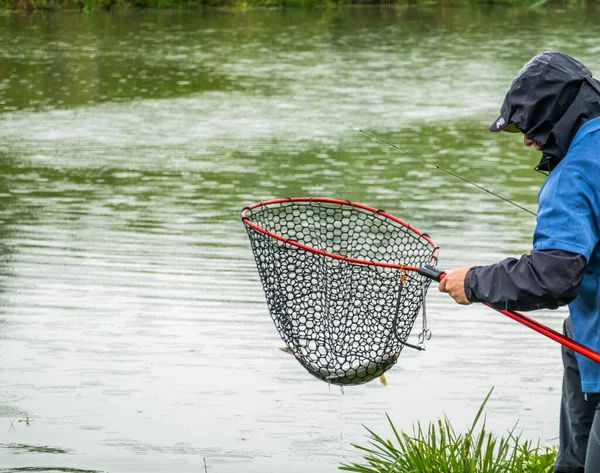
[355, 131, 416, 222]
[355, 128, 537, 217]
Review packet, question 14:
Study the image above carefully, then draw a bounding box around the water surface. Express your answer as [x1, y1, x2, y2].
[1, 6, 599, 472]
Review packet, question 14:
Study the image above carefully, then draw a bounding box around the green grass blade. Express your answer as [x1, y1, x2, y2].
[339, 387, 557, 473]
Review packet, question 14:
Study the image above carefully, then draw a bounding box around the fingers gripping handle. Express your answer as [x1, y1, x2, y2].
[416, 266, 600, 365]
[418, 264, 446, 282]
[417, 265, 600, 365]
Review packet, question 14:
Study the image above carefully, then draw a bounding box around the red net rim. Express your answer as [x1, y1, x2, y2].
[241, 197, 438, 271]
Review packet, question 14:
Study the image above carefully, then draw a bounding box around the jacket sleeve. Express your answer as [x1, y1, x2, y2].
[464, 249, 586, 311]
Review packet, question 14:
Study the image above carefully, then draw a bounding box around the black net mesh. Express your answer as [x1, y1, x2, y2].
[242, 199, 438, 386]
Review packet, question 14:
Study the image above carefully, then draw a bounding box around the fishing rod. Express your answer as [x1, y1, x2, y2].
[355, 128, 537, 217]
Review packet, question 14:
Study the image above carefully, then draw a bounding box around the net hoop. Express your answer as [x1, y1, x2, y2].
[242, 197, 439, 386]
[242, 197, 439, 269]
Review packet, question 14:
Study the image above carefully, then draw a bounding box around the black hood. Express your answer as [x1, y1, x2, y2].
[490, 52, 600, 173]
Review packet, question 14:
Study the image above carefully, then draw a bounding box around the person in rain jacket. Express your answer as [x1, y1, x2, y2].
[440, 51, 600, 473]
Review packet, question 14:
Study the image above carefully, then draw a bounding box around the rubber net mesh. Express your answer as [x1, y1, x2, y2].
[243, 200, 437, 386]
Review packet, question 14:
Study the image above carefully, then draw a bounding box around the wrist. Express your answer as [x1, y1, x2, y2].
[464, 267, 481, 303]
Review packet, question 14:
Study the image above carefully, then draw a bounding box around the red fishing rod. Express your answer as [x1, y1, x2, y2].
[355, 130, 599, 360]
[243, 198, 600, 367]
[242, 198, 600, 386]
[418, 265, 600, 364]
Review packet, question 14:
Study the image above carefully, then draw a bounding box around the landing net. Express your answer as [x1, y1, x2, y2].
[242, 198, 438, 386]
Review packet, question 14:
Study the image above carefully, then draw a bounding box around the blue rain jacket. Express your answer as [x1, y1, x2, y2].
[534, 117, 600, 392]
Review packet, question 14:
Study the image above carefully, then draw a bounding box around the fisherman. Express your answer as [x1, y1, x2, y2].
[439, 51, 600, 473]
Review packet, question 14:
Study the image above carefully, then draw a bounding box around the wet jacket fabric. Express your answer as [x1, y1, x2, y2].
[465, 249, 586, 311]
[467, 52, 600, 391]
[536, 117, 600, 391]
[467, 117, 600, 391]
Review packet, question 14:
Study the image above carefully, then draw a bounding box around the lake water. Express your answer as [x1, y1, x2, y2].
[1, 5, 600, 472]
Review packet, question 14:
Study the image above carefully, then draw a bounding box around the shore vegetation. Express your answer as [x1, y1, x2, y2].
[340, 388, 557, 473]
[1, 0, 595, 12]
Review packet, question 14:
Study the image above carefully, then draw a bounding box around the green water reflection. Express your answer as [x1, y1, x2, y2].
[0, 5, 598, 473]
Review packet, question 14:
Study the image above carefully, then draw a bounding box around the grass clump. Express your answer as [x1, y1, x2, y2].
[340, 388, 557, 473]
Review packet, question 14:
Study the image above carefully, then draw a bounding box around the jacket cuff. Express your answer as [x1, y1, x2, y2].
[464, 267, 481, 303]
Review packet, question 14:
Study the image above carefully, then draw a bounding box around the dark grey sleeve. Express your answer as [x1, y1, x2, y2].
[464, 249, 586, 311]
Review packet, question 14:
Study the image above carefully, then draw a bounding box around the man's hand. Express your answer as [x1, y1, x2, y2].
[438, 266, 472, 305]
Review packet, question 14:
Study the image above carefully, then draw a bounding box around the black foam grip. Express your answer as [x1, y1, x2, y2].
[417, 265, 445, 282]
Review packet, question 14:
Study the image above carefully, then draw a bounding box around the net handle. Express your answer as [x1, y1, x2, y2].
[417, 265, 600, 365]
[241, 197, 439, 270]
[242, 198, 599, 364]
